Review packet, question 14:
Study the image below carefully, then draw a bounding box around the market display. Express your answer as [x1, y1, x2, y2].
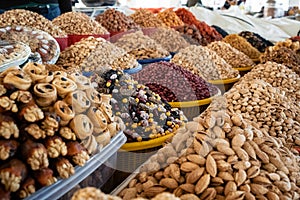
[157, 9, 184, 27]
[132, 61, 219, 102]
[130, 9, 166, 28]
[52, 12, 108, 35]
[223, 34, 261, 60]
[0, 63, 123, 199]
[239, 31, 274, 53]
[207, 41, 255, 69]
[0, 9, 66, 37]
[0, 26, 60, 64]
[174, 24, 208, 46]
[95, 8, 140, 33]
[211, 25, 229, 38]
[114, 31, 170, 60]
[146, 27, 190, 53]
[91, 69, 185, 142]
[171, 45, 239, 81]
[175, 8, 223, 44]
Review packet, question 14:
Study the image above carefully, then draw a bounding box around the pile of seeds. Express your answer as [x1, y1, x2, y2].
[157, 9, 184, 27]
[239, 31, 274, 53]
[207, 41, 255, 68]
[95, 8, 139, 32]
[223, 34, 261, 60]
[52, 12, 108, 35]
[130, 9, 166, 28]
[171, 45, 239, 80]
[0, 9, 66, 37]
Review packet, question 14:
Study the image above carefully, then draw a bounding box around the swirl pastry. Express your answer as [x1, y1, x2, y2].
[52, 76, 77, 98]
[69, 72, 91, 90]
[53, 71, 68, 78]
[10, 90, 33, 104]
[23, 62, 48, 83]
[81, 135, 98, 154]
[69, 114, 94, 140]
[53, 100, 75, 126]
[85, 88, 102, 105]
[2, 68, 32, 90]
[100, 102, 114, 124]
[94, 130, 111, 149]
[87, 106, 108, 134]
[101, 94, 111, 105]
[33, 83, 57, 107]
[64, 90, 91, 114]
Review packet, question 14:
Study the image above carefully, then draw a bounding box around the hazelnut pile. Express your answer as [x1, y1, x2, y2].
[95, 8, 140, 33]
[130, 9, 166, 28]
[0, 9, 66, 37]
[174, 24, 208, 46]
[114, 31, 170, 60]
[239, 31, 274, 53]
[157, 9, 184, 27]
[207, 41, 255, 69]
[223, 34, 261, 60]
[171, 45, 239, 81]
[52, 12, 108, 35]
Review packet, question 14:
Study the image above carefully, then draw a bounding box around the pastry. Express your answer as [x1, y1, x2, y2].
[64, 90, 91, 114]
[53, 70, 68, 78]
[80, 135, 98, 154]
[0, 114, 19, 139]
[23, 62, 48, 83]
[94, 129, 111, 149]
[52, 76, 77, 98]
[33, 168, 57, 187]
[44, 135, 68, 158]
[66, 141, 90, 166]
[85, 88, 102, 105]
[69, 114, 94, 140]
[59, 127, 77, 141]
[10, 90, 33, 104]
[0, 139, 19, 160]
[18, 101, 44, 122]
[53, 100, 75, 126]
[25, 124, 47, 140]
[41, 112, 60, 137]
[33, 83, 57, 107]
[18, 177, 36, 199]
[0, 96, 18, 113]
[53, 157, 75, 179]
[69, 72, 91, 90]
[107, 122, 120, 138]
[87, 106, 108, 134]
[99, 102, 114, 124]
[2, 68, 32, 90]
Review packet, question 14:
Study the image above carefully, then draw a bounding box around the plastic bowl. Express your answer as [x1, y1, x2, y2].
[138, 55, 172, 65]
[68, 34, 110, 46]
[208, 74, 241, 93]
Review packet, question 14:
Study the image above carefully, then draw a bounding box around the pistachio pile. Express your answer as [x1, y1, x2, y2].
[95, 8, 139, 33]
[0, 9, 66, 37]
[207, 41, 255, 69]
[130, 9, 166, 28]
[171, 45, 239, 80]
[157, 9, 184, 27]
[239, 31, 274, 53]
[52, 12, 108, 35]
[119, 96, 300, 199]
[223, 34, 261, 60]
[147, 28, 190, 53]
[114, 31, 170, 60]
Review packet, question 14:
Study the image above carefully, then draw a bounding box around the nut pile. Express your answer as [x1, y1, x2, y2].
[119, 95, 300, 199]
[147, 28, 190, 53]
[223, 34, 261, 60]
[239, 31, 274, 53]
[171, 45, 239, 80]
[0, 63, 124, 198]
[52, 12, 108, 35]
[174, 24, 208, 46]
[91, 69, 185, 142]
[242, 62, 300, 103]
[175, 8, 223, 44]
[260, 46, 300, 75]
[114, 31, 170, 60]
[132, 61, 219, 102]
[207, 41, 255, 68]
[130, 9, 166, 28]
[0, 26, 60, 64]
[0, 41, 30, 66]
[157, 9, 184, 27]
[95, 8, 139, 33]
[274, 39, 300, 54]
[0, 9, 66, 37]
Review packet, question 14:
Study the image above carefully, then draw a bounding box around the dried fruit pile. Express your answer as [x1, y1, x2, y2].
[0, 9, 66, 37]
[91, 69, 185, 142]
[171, 45, 239, 80]
[95, 8, 139, 33]
[239, 31, 274, 53]
[132, 61, 219, 102]
[0, 63, 123, 198]
[130, 9, 166, 28]
[223, 34, 261, 60]
[207, 41, 255, 69]
[174, 24, 207, 46]
[175, 8, 223, 44]
[52, 12, 108, 35]
[157, 9, 184, 27]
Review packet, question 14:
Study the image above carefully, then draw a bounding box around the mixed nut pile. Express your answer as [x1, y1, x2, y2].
[130, 9, 166, 28]
[174, 24, 208, 46]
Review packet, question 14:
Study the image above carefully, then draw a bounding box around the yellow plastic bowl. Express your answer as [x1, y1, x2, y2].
[208, 74, 241, 92]
[234, 66, 254, 76]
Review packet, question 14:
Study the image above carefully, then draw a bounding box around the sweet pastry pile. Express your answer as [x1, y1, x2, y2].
[91, 69, 185, 142]
[0, 41, 30, 67]
[0, 62, 123, 198]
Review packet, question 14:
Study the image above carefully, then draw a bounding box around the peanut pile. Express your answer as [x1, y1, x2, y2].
[114, 31, 170, 60]
[130, 9, 166, 28]
[223, 34, 261, 60]
[157, 9, 184, 27]
[207, 41, 255, 69]
[95, 8, 139, 32]
[171, 45, 239, 80]
[52, 12, 108, 35]
[0, 9, 66, 37]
